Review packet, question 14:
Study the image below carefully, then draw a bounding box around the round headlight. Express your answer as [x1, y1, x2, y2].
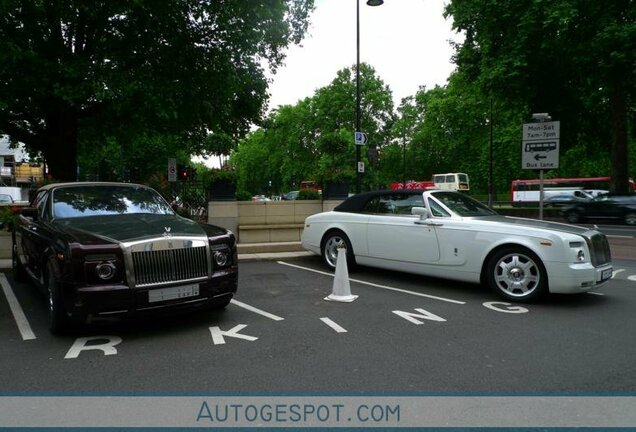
[213, 250, 230, 267]
[576, 250, 586, 262]
[96, 262, 116, 280]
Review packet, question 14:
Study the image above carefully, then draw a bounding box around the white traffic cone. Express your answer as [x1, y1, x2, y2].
[324, 245, 358, 302]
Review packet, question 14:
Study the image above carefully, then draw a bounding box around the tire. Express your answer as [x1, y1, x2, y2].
[45, 263, 71, 334]
[320, 230, 355, 272]
[486, 247, 547, 302]
[565, 210, 581, 224]
[625, 212, 636, 226]
[12, 242, 27, 282]
[213, 295, 233, 309]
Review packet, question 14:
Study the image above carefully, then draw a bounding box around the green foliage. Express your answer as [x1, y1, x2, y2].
[0, 0, 315, 181]
[0, 207, 18, 231]
[236, 190, 253, 201]
[297, 189, 321, 200]
[444, 0, 635, 192]
[232, 63, 395, 194]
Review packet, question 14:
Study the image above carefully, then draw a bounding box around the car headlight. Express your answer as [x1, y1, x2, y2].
[569, 242, 587, 262]
[210, 244, 233, 269]
[96, 262, 117, 280]
[85, 254, 121, 283]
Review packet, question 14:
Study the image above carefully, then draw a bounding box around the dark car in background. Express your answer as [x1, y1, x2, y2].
[13, 182, 238, 333]
[563, 193, 636, 225]
[544, 193, 592, 207]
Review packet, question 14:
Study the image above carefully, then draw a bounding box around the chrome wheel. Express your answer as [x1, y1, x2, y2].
[487, 249, 546, 301]
[625, 213, 636, 226]
[321, 231, 354, 271]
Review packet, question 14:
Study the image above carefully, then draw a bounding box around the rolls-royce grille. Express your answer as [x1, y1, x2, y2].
[588, 233, 612, 267]
[132, 246, 208, 287]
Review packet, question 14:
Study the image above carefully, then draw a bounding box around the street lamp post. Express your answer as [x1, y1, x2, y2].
[355, 0, 383, 194]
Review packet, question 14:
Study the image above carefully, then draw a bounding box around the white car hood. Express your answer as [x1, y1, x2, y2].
[475, 215, 594, 236]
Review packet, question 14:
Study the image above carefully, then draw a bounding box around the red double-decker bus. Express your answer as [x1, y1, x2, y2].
[510, 176, 636, 204]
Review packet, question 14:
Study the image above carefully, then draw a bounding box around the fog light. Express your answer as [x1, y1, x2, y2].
[96, 263, 116, 280]
[214, 250, 230, 267]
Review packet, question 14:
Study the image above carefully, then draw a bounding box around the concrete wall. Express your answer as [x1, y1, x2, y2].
[208, 199, 344, 243]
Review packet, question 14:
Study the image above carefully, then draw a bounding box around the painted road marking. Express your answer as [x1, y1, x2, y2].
[612, 269, 624, 279]
[320, 317, 347, 333]
[278, 261, 466, 305]
[230, 299, 284, 321]
[0, 273, 36, 341]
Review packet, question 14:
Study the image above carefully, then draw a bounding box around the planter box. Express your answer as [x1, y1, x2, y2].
[208, 181, 236, 201]
[323, 181, 350, 200]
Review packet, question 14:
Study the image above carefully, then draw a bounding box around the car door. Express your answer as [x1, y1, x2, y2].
[18, 189, 54, 282]
[366, 193, 440, 263]
[583, 196, 623, 220]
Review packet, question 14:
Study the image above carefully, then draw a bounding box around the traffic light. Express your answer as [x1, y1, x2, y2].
[177, 164, 188, 181]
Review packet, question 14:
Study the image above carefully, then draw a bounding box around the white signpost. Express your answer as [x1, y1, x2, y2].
[168, 158, 177, 182]
[522, 119, 560, 220]
[354, 131, 368, 145]
[522, 121, 560, 170]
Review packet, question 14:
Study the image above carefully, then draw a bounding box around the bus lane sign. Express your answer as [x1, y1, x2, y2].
[522, 121, 560, 169]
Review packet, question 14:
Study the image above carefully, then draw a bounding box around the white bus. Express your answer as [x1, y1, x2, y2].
[432, 173, 470, 191]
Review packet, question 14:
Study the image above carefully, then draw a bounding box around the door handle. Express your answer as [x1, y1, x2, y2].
[415, 220, 443, 227]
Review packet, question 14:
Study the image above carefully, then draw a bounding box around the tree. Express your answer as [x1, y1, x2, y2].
[232, 63, 395, 193]
[0, 0, 314, 181]
[445, 0, 635, 192]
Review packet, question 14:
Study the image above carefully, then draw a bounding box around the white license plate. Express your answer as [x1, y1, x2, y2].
[601, 268, 613, 281]
[148, 284, 200, 303]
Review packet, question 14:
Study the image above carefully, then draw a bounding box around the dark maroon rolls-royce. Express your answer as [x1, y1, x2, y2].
[13, 182, 238, 333]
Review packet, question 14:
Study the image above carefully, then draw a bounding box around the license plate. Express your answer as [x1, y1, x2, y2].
[601, 268, 613, 281]
[148, 284, 200, 303]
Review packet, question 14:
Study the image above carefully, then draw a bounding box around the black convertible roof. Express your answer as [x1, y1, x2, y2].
[334, 189, 428, 213]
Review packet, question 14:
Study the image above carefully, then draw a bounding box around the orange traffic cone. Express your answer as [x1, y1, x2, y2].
[324, 245, 358, 302]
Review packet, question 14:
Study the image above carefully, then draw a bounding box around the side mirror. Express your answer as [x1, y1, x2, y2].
[411, 206, 430, 219]
[20, 207, 38, 221]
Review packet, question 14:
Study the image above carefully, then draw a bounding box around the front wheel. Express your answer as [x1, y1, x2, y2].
[12, 242, 27, 282]
[321, 230, 355, 272]
[625, 212, 636, 226]
[486, 248, 547, 302]
[46, 263, 71, 334]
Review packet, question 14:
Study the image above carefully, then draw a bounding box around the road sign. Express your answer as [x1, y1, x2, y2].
[354, 131, 368, 145]
[168, 158, 177, 182]
[522, 121, 560, 169]
[357, 161, 365, 173]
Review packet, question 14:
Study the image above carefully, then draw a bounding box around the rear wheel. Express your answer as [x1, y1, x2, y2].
[46, 263, 71, 334]
[625, 212, 636, 226]
[565, 210, 582, 224]
[321, 230, 355, 272]
[486, 247, 547, 302]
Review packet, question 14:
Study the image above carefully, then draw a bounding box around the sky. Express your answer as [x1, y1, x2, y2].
[266, 0, 462, 110]
[196, 0, 462, 167]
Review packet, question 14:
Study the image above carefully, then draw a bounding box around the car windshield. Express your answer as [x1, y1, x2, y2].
[431, 191, 498, 217]
[0, 194, 13, 203]
[52, 185, 174, 219]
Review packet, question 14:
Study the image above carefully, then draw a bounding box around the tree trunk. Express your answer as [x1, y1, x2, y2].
[42, 105, 78, 182]
[609, 90, 629, 193]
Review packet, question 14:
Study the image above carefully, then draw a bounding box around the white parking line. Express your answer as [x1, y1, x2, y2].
[0, 273, 36, 341]
[230, 299, 284, 321]
[320, 317, 347, 333]
[612, 269, 625, 279]
[278, 261, 466, 305]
